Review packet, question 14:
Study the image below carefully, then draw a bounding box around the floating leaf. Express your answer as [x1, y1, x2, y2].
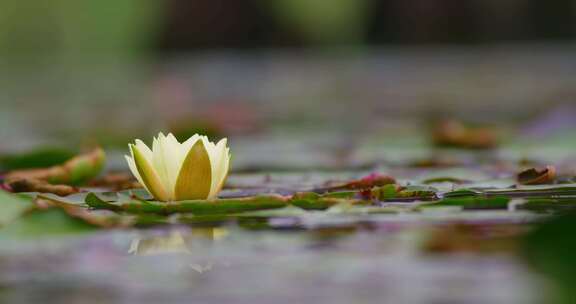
[38, 196, 131, 228]
[36, 192, 88, 207]
[0, 208, 97, 238]
[8, 179, 78, 196]
[82, 190, 374, 215]
[432, 119, 497, 149]
[444, 184, 576, 199]
[426, 196, 510, 210]
[0, 190, 34, 226]
[4, 148, 105, 187]
[370, 185, 437, 201]
[88, 172, 140, 191]
[486, 185, 576, 198]
[85, 192, 123, 212]
[396, 186, 438, 200]
[517, 166, 556, 185]
[443, 189, 483, 198]
[85, 192, 288, 215]
[0, 147, 75, 171]
[321, 191, 357, 199]
[314, 173, 395, 193]
[237, 205, 309, 217]
[422, 177, 469, 184]
[290, 192, 368, 209]
[369, 184, 399, 200]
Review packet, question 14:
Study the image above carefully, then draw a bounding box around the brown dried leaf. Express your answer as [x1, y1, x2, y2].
[317, 173, 396, 193]
[88, 172, 141, 191]
[432, 120, 497, 149]
[517, 165, 557, 185]
[8, 179, 78, 196]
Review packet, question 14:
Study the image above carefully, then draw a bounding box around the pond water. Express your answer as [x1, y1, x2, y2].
[0, 207, 543, 304]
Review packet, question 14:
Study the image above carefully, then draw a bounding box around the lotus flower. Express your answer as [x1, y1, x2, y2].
[125, 133, 230, 201]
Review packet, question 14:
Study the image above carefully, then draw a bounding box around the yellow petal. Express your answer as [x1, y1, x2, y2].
[181, 134, 200, 154]
[131, 144, 170, 201]
[198, 136, 218, 196]
[125, 154, 149, 193]
[174, 139, 212, 200]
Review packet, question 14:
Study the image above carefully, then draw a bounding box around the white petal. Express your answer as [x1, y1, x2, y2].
[135, 139, 153, 163]
[151, 133, 175, 199]
[211, 140, 226, 182]
[164, 133, 183, 192]
[218, 146, 231, 191]
[208, 138, 230, 199]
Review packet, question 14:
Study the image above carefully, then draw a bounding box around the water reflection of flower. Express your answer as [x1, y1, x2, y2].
[128, 228, 228, 273]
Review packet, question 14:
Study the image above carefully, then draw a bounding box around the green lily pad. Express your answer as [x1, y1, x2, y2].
[0, 208, 97, 239]
[0, 190, 34, 226]
[426, 196, 510, 210]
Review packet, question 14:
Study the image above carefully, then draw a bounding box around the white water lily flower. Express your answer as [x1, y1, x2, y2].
[125, 133, 230, 201]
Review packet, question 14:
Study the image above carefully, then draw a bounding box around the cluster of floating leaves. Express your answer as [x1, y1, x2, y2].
[1, 147, 574, 233]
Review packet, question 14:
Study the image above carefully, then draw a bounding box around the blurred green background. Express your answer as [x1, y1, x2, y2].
[1, 0, 576, 152]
